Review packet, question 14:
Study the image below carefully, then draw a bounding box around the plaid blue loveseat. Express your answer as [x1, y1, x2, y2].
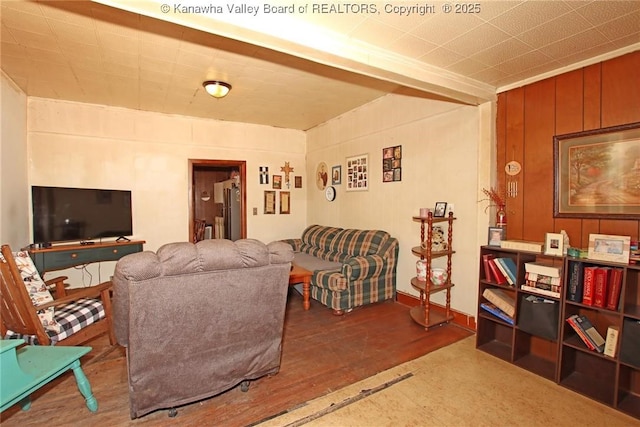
[282, 225, 399, 314]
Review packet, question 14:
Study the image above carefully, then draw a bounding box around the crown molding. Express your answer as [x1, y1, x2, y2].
[497, 43, 640, 93]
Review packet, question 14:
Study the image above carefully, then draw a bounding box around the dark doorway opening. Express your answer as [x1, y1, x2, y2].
[188, 159, 246, 242]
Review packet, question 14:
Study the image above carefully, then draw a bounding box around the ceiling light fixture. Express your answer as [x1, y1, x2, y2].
[203, 80, 232, 98]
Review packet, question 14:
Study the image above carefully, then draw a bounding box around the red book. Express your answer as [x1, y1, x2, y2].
[606, 268, 623, 311]
[487, 259, 508, 285]
[566, 315, 596, 351]
[582, 266, 597, 306]
[593, 267, 611, 308]
[482, 254, 495, 282]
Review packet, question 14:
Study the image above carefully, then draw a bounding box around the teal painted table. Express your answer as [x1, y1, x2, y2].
[0, 339, 97, 413]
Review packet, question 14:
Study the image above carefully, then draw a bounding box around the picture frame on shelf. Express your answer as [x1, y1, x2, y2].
[544, 232, 564, 256]
[433, 202, 447, 218]
[588, 233, 631, 264]
[488, 227, 506, 247]
[553, 122, 640, 219]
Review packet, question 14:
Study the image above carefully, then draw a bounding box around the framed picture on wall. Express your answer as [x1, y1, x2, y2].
[332, 165, 341, 185]
[554, 122, 640, 219]
[280, 191, 290, 214]
[383, 145, 402, 182]
[272, 175, 282, 190]
[346, 154, 368, 191]
[264, 191, 276, 214]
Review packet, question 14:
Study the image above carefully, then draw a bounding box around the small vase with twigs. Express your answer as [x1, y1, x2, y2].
[481, 187, 507, 228]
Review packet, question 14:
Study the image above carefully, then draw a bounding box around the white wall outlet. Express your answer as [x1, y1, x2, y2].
[253, 207, 258, 215]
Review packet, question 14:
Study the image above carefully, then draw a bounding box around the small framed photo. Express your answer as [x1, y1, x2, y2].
[488, 227, 506, 247]
[294, 176, 302, 188]
[272, 175, 282, 189]
[588, 233, 631, 264]
[544, 232, 564, 256]
[332, 165, 341, 185]
[433, 202, 447, 218]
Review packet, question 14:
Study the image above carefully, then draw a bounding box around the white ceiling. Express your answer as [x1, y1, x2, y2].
[1, 0, 639, 130]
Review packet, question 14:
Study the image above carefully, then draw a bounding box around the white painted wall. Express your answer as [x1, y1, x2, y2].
[0, 72, 29, 248]
[27, 98, 307, 285]
[15, 84, 494, 313]
[306, 94, 491, 316]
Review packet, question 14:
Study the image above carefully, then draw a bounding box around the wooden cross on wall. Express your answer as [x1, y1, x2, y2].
[281, 162, 294, 189]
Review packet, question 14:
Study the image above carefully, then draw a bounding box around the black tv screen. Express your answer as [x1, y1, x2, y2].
[32, 186, 133, 244]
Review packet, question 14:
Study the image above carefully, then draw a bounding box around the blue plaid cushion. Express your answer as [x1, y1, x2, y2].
[4, 298, 105, 345]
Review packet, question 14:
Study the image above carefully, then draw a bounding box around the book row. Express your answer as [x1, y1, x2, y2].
[481, 255, 625, 309]
[567, 262, 623, 310]
[481, 254, 516, 286]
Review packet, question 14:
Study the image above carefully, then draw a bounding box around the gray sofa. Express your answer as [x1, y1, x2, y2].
[112, 238, 293, 419]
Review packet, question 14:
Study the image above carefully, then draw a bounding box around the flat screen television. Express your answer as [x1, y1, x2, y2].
[32, 186, 133, 244]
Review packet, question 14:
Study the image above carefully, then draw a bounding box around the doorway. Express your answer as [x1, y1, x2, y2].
[188, 159, 247, 242]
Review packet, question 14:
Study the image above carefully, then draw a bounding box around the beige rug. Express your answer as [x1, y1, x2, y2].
[257, 336, 636, 427]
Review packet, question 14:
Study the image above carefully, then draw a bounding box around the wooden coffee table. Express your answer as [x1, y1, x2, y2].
[289, 264, 312, 310]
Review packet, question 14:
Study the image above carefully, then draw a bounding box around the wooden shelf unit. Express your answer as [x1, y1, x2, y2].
[409, 212, 455, 330]
[477, 245, 640, 420]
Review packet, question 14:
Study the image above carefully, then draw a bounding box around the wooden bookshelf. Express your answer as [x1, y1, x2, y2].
[477, 245, 640, 420]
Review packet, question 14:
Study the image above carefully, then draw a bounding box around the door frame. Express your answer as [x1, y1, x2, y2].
[188, 159, 247, 241]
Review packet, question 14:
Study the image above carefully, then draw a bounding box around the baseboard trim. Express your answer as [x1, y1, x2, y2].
[396, 291, 476, 331]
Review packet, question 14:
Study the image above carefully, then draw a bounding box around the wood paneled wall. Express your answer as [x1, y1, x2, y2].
[497, 51, 640, 248]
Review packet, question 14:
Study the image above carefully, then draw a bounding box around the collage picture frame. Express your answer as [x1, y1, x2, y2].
[346, 154, 368, 191]
[382, 145, 402, 182]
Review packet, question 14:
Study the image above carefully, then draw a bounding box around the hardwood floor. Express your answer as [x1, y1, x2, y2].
[1, 290, 473, 426]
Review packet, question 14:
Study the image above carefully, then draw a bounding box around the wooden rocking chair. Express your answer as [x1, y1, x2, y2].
[0, 244, 115, 346]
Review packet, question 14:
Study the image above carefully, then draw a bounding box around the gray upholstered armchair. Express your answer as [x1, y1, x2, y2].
[112, 238, 293, 419]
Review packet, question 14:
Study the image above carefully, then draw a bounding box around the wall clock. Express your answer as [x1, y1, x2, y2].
[505, 160, 521, 176]
[325, 186, 336, 202]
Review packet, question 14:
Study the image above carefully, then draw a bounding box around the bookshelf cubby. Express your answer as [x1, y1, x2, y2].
[477, 246, 562, 381]
[477, 245, 640, 420]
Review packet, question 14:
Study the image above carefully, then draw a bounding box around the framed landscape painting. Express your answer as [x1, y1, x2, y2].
[554, 122, 640, 219]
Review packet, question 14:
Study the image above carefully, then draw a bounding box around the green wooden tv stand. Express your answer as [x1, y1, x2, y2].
[28, 240, 145, 274]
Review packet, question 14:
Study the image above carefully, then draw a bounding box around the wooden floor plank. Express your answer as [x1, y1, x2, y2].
[1, 290, 472, 426]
